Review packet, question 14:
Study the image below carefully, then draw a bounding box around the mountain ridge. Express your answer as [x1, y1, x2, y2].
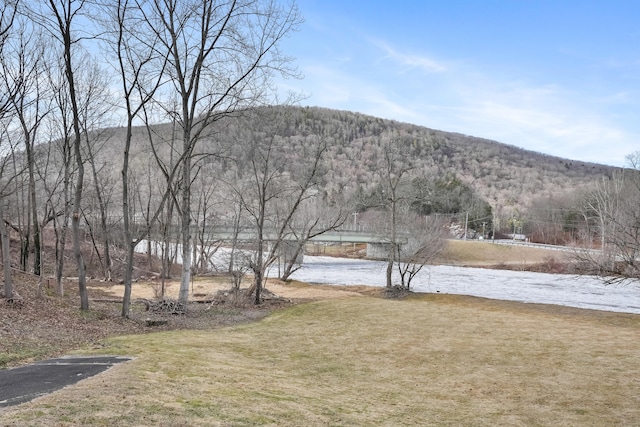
[82, 105, 617, 219]
[272, 106, 616, 209]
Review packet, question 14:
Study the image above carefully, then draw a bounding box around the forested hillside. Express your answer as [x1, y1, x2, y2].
[100, 105, 614, 213]
[18, 103, 619, 245]
[55, 104, 614, 251]
[267, 106, 614, 208]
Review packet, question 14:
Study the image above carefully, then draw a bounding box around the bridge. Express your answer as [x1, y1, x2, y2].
[177, 225, 407, 262]
[197, 226, 401, 244]
[207, 227, 407, 261]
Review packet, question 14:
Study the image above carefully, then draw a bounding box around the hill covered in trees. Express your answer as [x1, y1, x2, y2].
[54, 104, 612, 252]
[8, 104, 620, 274]
[17, 103, 618, 247]
[69, 104, 617, 232]
[99, 105, 614, 215]
[267, 106, 615, 209]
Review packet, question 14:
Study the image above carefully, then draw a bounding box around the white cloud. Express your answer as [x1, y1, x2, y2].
[289, 61, 422, 122]
[374, 41, 447, 74]
[439, 75, 636, 165]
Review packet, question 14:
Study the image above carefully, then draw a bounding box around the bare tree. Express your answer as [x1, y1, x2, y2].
[77, 62, 116, 281]
[138, 0, 302, 305]
[279, 201, 346, 281]
[223, 189, 245, 275]
[0, 20, 49, 278]
[378, 135, 414, 289]
[575, 160, 640, 282]
[191, 164, 224, 275]
[0, 128, 17, 300]
[156, 182, 179, 295]
[0, 0, 19, 299]
[395, 213, 445, 289]
[40, 53, 75, 296]
[97, 0, 181, 316]
[28, 0, 93, 310]
[231, 108, 327, 304]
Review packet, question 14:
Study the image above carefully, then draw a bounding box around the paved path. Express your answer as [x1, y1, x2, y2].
[0, 356, 131, 408]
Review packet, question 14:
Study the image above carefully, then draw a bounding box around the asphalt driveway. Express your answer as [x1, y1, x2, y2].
[0, 356, 131, 408]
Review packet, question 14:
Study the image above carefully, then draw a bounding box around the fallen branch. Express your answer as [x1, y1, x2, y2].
[91, 298, 122, 304]
[147, 299, 186, 315]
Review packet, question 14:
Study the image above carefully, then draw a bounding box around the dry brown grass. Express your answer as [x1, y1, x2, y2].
[435, 239, 572, 268]
[3, 291, 640, 426]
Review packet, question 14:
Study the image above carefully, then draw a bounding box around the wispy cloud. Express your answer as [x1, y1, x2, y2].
[294, 63, 424, 122]
[373, 41, 447, 74]
[449, 79, 635, 165]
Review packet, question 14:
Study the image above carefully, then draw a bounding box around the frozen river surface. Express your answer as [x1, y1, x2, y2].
[272, 256, 640, 314]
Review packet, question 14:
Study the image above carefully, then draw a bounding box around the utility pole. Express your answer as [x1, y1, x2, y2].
[352, 212, 359, 253]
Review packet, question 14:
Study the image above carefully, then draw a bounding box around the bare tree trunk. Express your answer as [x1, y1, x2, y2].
[178, 150, 192, 304]
[121, 242, 134, 317]
[70, 84, 87, 310]
[121, 116, 135, 317]
[37, 236, 44, 298]
[53, 147, 72, 297]
[228, 199, 242, 274]
[53, 215, 67, 296]
[86, 137, 113, 280]
[160, 197, 177, 288]
[25, 132, 41, 276]
[44, 0, 89, 310]
[31, 194, 40, 276]
[385, 254, 394, 289]
[280, 240, 305, 281]
[0, 202, 13, 299]
[253, 237, 264, 305]
[0, 1, 18, 298]
[386, 205, 397, 289]
[9, 152, 30, 273]
[72, 195, 88, 310]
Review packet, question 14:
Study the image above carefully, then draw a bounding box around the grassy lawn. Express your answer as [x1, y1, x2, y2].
[3, 293, 640, 426]
[436, 239, 572, 267]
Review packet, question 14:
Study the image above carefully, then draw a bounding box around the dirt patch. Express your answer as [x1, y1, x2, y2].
[382, 285, 413, 299]
[91, 277, 367, 302]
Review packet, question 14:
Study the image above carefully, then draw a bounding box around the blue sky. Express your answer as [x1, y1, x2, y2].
[278, 0, 640, 166]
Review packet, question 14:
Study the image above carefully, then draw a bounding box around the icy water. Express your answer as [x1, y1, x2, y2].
[276, 256, 640, 314]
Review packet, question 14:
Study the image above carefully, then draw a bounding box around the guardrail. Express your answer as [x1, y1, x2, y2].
[474, 239, 599, 254]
